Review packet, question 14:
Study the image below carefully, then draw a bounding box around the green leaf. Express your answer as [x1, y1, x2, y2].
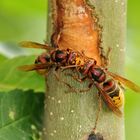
[0, 55, 45, 92]
[0, 89, 44, 140]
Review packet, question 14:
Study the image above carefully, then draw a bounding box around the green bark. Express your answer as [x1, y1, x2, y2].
[43, 0, 126, 140]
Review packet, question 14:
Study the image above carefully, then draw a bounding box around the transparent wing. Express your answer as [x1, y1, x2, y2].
[95, 82, 122, 117]
[108, 71, 140, 92]
[18, 63, 53, 71]
[19, 41, 52, 50]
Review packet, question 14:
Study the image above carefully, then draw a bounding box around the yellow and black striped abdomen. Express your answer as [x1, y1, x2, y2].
[109, 86, 124, 107]
[103, 79, 124, 108]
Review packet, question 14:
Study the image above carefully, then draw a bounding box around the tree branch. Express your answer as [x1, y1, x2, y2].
[43, 0, 126, 140]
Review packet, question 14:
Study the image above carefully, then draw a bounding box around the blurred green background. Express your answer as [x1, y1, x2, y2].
[0, 0, 140, 140]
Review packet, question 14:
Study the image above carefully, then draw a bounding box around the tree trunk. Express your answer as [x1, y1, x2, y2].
[43, 0, 126, 140]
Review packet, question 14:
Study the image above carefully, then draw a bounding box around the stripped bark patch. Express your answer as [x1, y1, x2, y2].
[51, 0, 102, 66]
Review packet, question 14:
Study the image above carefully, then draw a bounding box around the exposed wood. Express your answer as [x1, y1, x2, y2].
[47, 0, 102, 65]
